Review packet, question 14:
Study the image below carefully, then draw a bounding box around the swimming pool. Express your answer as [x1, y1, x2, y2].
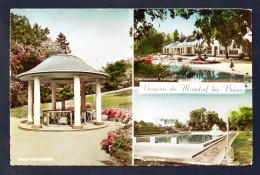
[176, 135, 212, 144]
[169, 65, 249, 81]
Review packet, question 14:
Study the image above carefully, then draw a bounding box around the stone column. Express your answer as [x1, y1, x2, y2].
[94, 78, 103, 125]
[133, 137, 136, 144]
[27, 80, 33, 124]
[81, 81, 86, 111]
[171, 137, 177, 144]
[51, 82, 56, 110]
[73, 74, 82, 129]
[32, 76, 42, 128]
[150, 137, 155, 143]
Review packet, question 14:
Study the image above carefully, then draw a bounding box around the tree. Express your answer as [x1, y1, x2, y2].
[230, 106, 252, 132]
[164, 33, 173, 46]
[40, 38, 64, 59]
[103, 60, 128, 90]
[189, 107, 206, 130]
[10, 13, 66, 108]
[56, 32, 71, 54]
[194, 9, 252, 59]
[192, 30, 208, 60]
[134, 9, 251, 59]
[10, 13, 50, 46]
[135, 28, 165, 56]
[56, 85, 73, 110]
[189, 108, 227, 131]
[172, 29, 179, 42]
[134, 9, 195, 42]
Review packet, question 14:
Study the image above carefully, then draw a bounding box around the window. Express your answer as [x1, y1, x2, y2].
[187, 47, 192, 54]
[229, 50, 238, 55]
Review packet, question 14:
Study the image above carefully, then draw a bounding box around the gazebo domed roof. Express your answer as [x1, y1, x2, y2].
[18, 54, 108, 83]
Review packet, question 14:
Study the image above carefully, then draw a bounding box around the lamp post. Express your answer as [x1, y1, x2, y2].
[226, 115, 234, 163]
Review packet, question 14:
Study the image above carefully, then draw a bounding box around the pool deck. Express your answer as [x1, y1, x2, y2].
[134, 133, 237, 165]
[152, 56, 252, 77]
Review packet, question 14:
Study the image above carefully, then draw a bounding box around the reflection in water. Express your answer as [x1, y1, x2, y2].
[169, 66, 250, 82]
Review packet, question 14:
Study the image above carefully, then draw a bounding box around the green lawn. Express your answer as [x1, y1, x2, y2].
[10, 103, 50, 118]
[232, 131, 252, 165]
[10, 88, 132, 118]
[86, 89, 132, 110]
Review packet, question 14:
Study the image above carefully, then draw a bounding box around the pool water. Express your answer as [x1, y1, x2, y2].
[169, 66, 249, 81]
[177, 135, 212, 144]
[155, 136, 171, 143]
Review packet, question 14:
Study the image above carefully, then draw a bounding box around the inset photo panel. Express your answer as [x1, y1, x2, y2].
[10, 9, 133, 166]
[133, 9, 252, 166]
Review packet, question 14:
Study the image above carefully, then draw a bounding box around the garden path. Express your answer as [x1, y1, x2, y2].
[10, 117, 123, 165]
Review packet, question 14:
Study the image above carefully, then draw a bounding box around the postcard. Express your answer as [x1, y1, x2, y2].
[10, 8, 252, 167]
[10, 9, 133, 166]
[133, 9, 252, 166]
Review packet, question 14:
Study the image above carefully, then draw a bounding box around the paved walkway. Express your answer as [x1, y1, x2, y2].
[10, 117, 123, 165]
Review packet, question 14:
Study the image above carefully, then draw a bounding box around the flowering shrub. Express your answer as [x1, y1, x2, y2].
[101, 124, 132, 166]
[65, 105, 72, 110]
[10, 81, 23, 93]
[10, 81, 27, 108]
[85, 103, 92, 108]
[100, 131, 117, 153]
[140, 56, 153, 64]
[56, 107, 61, 110]
[102, 108, 131, 124]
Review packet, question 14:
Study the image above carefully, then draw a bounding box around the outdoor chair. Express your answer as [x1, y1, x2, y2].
[86, 110, 96, 122]
[58, 116, 68, 125]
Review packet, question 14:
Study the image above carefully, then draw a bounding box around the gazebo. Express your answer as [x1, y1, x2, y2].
[18, 54, 108, 129]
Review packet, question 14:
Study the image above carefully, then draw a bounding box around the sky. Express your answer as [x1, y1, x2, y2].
[133, 88, 252, 124]
[11, 9, 133, 70]
[146, 10, 197, 36]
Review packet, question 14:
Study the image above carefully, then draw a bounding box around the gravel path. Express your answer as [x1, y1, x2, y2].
[10, 117, 123, 166]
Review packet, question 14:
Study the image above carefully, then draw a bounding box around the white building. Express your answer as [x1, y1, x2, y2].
[163, 39, 247, 58]
[154, 118, 176, 127]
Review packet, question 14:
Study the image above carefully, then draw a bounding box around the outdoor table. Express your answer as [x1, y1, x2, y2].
[42, 110, 73, 126]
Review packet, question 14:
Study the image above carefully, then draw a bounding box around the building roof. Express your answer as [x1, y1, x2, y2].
[164, 39, 203, 48]
[18, 54, 108, 83]
[164, 42, 178, 48]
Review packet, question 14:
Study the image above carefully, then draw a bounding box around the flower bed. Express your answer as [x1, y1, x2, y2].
[101, 124, 132, 166]
[102, 108, 131, 124]
[189, 57, 220, 64]
[138, 56, 153, 64]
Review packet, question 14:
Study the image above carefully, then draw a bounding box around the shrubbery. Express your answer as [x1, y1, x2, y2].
[134, 61, 172, 77]
[173, 65, 196, 78]
[102, 59, 131, 91]
[102, 108, 131, 124]
[40, 86, 51, 103]
[101, 124, 132, 166]
[56, 85, 72, 101]
[134, 121, 165, 135]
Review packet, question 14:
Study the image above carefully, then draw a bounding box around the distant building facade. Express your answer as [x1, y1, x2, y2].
[163, 39, 248, 58]
[154, 118, 177, 127]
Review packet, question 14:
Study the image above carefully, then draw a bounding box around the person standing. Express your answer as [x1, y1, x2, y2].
[244, 72, 251, 87]
[230, 59, 234, 71]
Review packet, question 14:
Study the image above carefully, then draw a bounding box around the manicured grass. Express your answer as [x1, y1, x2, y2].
[232, 131, 252, 165]
[10, 106, 28, 118]
[86, 89, 132, 110]
[10, 103, 51, 118]
[10, 88, 132, 118]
